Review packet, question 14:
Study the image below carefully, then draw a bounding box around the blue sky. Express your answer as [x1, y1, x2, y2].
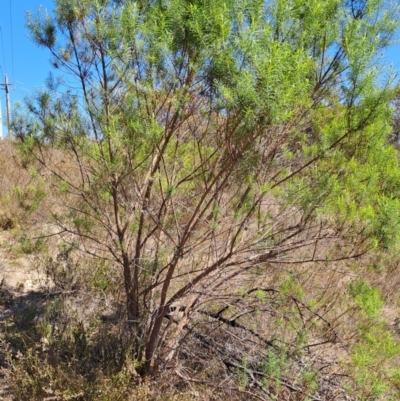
[0, 1, 54, 106]
[0, 0, 399, 136]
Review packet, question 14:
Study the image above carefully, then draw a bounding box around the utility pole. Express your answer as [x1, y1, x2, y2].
[0, 75, 11, 136]
[4, 75, 11, 135]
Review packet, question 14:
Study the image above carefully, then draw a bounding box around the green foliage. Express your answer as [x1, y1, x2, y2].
[13, 183, 46, 214]
[262, 349, 289, 384]
[9, 0, 400, 394]
[17, 235, 48, 255]
[280, 276, 305, 299]
[349, 280, 384, 318]
[347, 281, 400, 399]
[350, 325, 400, 400]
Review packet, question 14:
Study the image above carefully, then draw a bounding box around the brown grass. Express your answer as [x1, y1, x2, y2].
[1, 141, 400, 400]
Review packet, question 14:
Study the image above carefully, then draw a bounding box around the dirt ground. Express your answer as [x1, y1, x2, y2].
[0, 236, 48, 400]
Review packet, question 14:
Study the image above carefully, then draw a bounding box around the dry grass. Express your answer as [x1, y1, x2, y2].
[0, 141, 400, 400]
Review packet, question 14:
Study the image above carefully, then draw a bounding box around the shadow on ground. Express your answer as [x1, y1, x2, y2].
[0, 281, 131, 401]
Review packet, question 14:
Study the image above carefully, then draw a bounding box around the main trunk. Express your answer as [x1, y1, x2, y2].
[122, 254, 139, 328]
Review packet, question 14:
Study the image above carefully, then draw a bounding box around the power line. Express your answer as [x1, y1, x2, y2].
[9, 0, 15, 84]
[0, 25, 9, 137]
[0, 27, 7, 76]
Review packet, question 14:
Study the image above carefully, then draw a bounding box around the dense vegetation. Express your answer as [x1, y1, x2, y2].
[2, 0, 400, 399]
